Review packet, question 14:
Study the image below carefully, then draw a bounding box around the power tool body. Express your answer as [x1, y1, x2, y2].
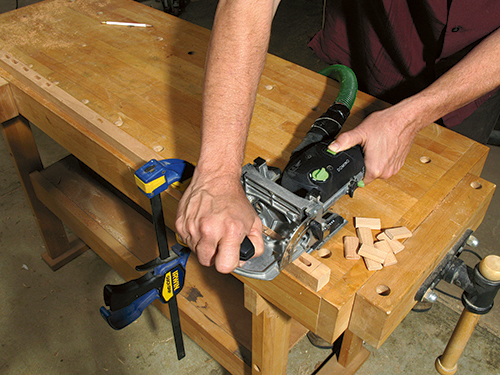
[234, 65, 365, 280]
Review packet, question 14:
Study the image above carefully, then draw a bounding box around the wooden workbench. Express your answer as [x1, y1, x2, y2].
[0, 0, 495, 374]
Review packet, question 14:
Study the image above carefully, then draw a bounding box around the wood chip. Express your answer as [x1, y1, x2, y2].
[377, 232, 405, 253]
[376, 232, 391, 241]
[383, 250, 398, 267]
[387, 239, 405, 254]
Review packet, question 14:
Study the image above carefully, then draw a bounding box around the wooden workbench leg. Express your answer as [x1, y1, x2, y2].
[315, 330, 370, 375]
[337, 330, 370, 368]
[1, 116, 87, 270]
[244, 285, 291, 375]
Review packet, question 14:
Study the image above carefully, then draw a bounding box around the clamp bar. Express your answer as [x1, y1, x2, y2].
[168, 295, 185, 360]
[151, 194, 170, 260]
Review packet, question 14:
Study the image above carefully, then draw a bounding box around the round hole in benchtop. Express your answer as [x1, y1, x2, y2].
[470, 181, 482, 189]
[376, 284, 391, 296]
[317, 248, 332, 258]
[420, 156, 431, 164]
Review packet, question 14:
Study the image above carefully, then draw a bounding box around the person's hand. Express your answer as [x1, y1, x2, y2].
[175, 169, 264, 274]
[328, 102, 426, 184]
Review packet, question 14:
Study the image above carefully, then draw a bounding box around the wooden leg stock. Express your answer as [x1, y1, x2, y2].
[315, 330, 370, 375]
[435, 310, 481, 375]
[2, 116, 85, 269]
[245, 285, 291, 375]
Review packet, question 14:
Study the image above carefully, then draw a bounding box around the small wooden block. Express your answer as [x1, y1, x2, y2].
[383, 250, 398, 267]
[377, 232, 405, 253]
[384, 226, 412, 240]
[387, 239, 405, 254]
[358, 244, 388, 264]
[373, 240, 391, 254]
[375, 241, 398, 267]
[354, 217, 381, 230]
[376, 232, 391, 242]
[344, 236, 360, 260]
[286, 253, 331, 292]
[363, 257, 383, 271]
[356, 227, 374, 245]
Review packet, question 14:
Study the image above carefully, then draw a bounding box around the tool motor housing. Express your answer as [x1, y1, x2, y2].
[281, 142, 365, 203]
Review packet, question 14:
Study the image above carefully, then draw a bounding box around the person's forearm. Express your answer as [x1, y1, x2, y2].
[329, 27, 500, 184]
[399, 27, 500, 130]
[197, 0, 281, 178]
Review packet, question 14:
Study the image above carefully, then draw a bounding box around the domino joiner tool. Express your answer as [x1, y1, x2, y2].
[234, 65, 365, 280]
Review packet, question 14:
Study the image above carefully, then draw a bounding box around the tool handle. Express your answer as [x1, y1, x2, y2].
[435, 310, 480, 375]
[239, 237, 255, 261]
[176, 234, 255, 261]
[435, 255, 500, 374]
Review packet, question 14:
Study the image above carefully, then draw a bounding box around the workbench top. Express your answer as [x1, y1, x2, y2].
[0, 0, 495, 365]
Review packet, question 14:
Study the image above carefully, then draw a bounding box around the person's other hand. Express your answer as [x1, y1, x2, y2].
[328, 103, 425, 184]
[175, 169, 264, 274]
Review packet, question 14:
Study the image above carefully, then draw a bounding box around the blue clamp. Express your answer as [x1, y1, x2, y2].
[100, 158, 195, 360]
[100, 244, 189, 330]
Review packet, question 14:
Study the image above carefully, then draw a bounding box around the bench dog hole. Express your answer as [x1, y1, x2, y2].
[317, 248, 332, 258]
[376, 284, 391, 296]
[470, 181, 482, 189]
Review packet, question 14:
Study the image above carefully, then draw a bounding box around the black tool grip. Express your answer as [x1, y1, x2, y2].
[240, 237, 255, 261]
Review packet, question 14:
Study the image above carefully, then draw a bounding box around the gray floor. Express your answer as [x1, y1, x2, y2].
[1, 1, 499, 374]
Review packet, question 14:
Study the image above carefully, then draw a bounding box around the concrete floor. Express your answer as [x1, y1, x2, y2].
[1, 1, 499, 374]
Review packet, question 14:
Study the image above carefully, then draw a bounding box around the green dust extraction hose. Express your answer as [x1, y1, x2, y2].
[290, 64, 358, 155]
[318, 64, 358, 110]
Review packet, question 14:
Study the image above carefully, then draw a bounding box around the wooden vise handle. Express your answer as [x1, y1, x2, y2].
[435, 255, 500, 375]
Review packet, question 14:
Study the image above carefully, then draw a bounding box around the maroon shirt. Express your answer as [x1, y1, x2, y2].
[308, 0, 500, 127]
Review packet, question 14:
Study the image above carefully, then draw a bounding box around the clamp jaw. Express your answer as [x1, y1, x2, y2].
[416, 229, 500, 315]
[134, 158, 193, 199]
[100, 244, 189, 330]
